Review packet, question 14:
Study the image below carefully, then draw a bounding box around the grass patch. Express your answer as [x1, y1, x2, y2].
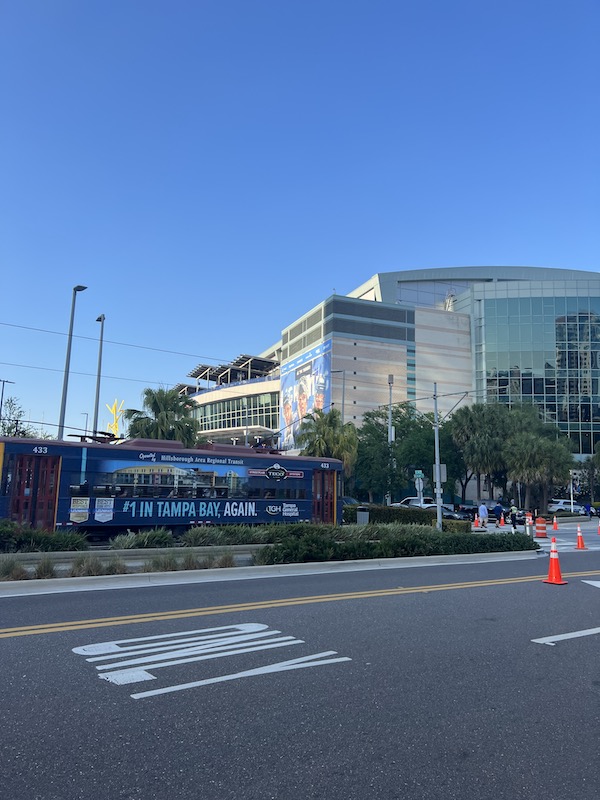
[68, 555, 106, 577]
[0, 555, 29, 580]
[180, 552, 201, 570]
[216, 552, 236, 568]
[103, 557, 128, 575]
[34, 556, 57, 580]
[143, 554, 180, 572]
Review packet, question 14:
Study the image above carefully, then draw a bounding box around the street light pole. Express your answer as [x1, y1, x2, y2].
[92, 314, 105, 435]
[0, 379, 15, 427]
[81, 412, 89, 438]
[386, 374, 394, 505]
[58, 285, 87, 439]
[387, 374, 394, 445]
[433, 382, 443, 531]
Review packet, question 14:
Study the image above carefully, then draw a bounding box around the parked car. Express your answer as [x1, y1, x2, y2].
[393, 496, 435, 507]
[548, 499, 586, 515]
[457, 504, 478, 520]
[441, 508, 471, 521]
[392, 501, 463, 519]
[341, 497, 361, 506]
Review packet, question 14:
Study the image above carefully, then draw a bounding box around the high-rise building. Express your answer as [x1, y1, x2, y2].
[185, 266, 600, 457]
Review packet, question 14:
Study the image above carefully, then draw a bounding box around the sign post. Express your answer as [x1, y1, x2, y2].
[414, 469, 424, 504]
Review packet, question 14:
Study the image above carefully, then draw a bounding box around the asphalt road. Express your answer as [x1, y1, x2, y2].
[2, 545, 600, 800]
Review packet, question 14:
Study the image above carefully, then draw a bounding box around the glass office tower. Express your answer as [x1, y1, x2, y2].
[351, 267, 600, 456]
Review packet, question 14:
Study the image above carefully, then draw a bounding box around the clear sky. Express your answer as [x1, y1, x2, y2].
[1, 0, 598, 437]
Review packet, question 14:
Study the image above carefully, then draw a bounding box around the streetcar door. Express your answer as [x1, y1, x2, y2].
[9, 454, 60, 529]
[312, 469, 336, 523]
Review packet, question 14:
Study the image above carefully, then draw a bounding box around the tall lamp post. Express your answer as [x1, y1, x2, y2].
[58, 285, 87, 439]
[386, 374, 394, 505]
[0, 378, 15, 428]
[433, 382, 443, 531]
[92, 314, 105, 435]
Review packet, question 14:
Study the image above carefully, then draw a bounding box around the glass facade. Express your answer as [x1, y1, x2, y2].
[193, 392, 279, 434]
[396, 280, 472, 308]
[481, 295, 600, 454]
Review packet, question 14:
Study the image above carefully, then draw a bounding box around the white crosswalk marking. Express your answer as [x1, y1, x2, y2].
[73, 622, 351, 698]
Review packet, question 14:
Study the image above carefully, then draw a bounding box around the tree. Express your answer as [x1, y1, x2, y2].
[448, 403, 512, 499]
[580, 457, 597, 504]
[0, 397, 41, 438]
[504, 432, 573, 511]
[439, 423, 471, 503]
[354, 403, 442, 503]
[123, 388, 200, 447]
[353, 409, 390, 502]
[295, 408, 358, 479]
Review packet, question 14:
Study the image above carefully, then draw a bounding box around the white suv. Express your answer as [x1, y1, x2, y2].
[392, 497, 453, 511]
[547, 499, 586, 515]
[394, 496, 435, 507]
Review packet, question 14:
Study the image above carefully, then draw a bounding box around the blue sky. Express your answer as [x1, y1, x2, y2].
[1, 0, 598, 437]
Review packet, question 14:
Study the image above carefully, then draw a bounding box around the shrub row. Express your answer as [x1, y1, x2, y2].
[253, 528, 539, 565]
[342, 504, 472, 532]
[343, 504, 434, 525]
[109, 529, 176, 549]
[0, 521, 88, 553]
[0, 515, 483, 556]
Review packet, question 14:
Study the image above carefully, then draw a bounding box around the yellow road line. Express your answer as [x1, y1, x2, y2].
[2, 568, 600, 640]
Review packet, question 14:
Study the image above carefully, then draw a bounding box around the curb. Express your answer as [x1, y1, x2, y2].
[0, 549, 543, 598]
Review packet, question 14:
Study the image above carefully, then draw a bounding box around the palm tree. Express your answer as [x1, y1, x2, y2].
[295, 408, 358, 479]
[124, 388, 200, 448]
[505, 432, 573, 511]
[450, 404, 511, 498]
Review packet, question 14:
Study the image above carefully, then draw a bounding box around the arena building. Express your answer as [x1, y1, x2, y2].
[184, 266, 600, 457]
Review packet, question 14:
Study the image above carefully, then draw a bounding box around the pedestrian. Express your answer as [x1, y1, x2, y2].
[478, 501, 489, 530]
[493, 501, 505, 529]
[510, 501, 518, 532]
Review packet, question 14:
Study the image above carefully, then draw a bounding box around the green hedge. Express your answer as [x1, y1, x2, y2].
[0, 521, 88, 553]
[343, 504, 433, 525]
[254, 528, 539, 565]
[342, 504, 471, 532]
[178, 523, 340, 546]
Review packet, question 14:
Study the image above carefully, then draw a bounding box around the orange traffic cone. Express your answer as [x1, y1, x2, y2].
[552, 515, 558, 531]
[543, 537, 567, 585]
[499, 513, 505, 527]
[474, 514, 479, 528]
[575, 525, 587, 550]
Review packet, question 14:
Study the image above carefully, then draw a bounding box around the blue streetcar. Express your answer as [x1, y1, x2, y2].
[0, 437, 342, 535]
